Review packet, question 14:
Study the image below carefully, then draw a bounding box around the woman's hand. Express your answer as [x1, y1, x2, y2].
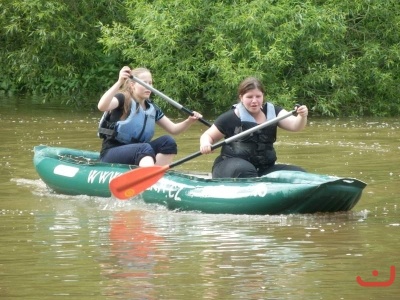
[296, 105, 308, 118]
[118, 66, 132, 82]
[187, 111, 203, 122]
[200, 142, 213, 154]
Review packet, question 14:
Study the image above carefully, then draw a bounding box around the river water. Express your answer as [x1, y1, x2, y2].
[0, 95, 399, 299]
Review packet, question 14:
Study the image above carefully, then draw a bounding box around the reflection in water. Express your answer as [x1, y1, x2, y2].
[95, 210, 374, 299]
[1, 192, 398, 299]
[103, 210, 166, 299]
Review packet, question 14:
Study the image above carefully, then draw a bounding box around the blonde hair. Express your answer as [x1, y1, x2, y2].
[119, 67, 152, 119]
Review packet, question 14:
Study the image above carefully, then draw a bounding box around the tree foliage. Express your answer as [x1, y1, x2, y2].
[1, 0, 399, 116]
[0, 0, 125, 105]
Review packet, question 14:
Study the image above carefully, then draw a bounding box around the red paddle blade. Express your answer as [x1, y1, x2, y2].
[109, 165, 169, 200]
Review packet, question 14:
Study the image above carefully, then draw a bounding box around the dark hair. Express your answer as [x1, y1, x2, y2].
[237, 77, 265, 99]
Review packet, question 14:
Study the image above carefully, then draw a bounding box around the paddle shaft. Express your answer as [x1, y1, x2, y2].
[169, 109, 297, 168]
[129, 75, 212, 127]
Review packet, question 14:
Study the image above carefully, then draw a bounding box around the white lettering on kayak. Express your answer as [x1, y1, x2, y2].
[148, 181, 268, 199]
[254, 184, 268, 197]
[148, 180, 183, 199]
[87, 170, 122, 184]
[171, 186, 183, 201]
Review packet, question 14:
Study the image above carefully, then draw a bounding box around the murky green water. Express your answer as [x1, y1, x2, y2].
[1, 95, 399, 299]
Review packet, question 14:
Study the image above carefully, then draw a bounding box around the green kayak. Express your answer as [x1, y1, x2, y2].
[33, 145, 366, 215]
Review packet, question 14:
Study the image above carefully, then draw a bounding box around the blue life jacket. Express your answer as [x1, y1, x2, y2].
[236, 102, 276, 123]
[220, 102, 278, 169]
[98, 100, 156, 144]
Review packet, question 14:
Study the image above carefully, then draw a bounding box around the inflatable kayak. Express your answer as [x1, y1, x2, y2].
[33, 145, 366, 215]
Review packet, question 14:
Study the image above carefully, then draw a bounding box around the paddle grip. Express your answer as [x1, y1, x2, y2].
[180, 106, 212, 127]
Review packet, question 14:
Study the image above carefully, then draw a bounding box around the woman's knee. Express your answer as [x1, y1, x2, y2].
[137, 144, 156, 164]
[140, 143, 155, 154]
[212, 158, 257, 178]
[101, 144, 155, 165]
[162, 136, 177, 153]
[151, 135, 177, 154]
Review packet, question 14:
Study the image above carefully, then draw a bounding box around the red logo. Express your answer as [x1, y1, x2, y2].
[356, 265, 396, 287]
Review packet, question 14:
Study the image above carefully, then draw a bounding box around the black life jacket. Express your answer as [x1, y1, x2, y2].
[220, 102, 277, 169]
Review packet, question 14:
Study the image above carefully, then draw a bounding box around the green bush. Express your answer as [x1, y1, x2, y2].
[0, 0, 125, 106]
[1, 0, 399, 116]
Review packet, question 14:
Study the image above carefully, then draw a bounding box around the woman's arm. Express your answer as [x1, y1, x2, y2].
[199, 125, 225, 154]
[156, 111, 203, 135]
[97, 66, 131, 112]
[278, 105, 308, 132]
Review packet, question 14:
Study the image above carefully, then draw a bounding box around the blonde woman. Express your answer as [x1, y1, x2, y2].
[98, 66, 202, 166]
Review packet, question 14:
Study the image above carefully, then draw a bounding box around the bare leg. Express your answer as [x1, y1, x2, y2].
[155, 153, 175, 166]
[139, 156, 155, 167]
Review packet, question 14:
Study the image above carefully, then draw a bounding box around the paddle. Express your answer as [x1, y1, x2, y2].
[109, 109, 297, 200]
[130, 75, 212, 127]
